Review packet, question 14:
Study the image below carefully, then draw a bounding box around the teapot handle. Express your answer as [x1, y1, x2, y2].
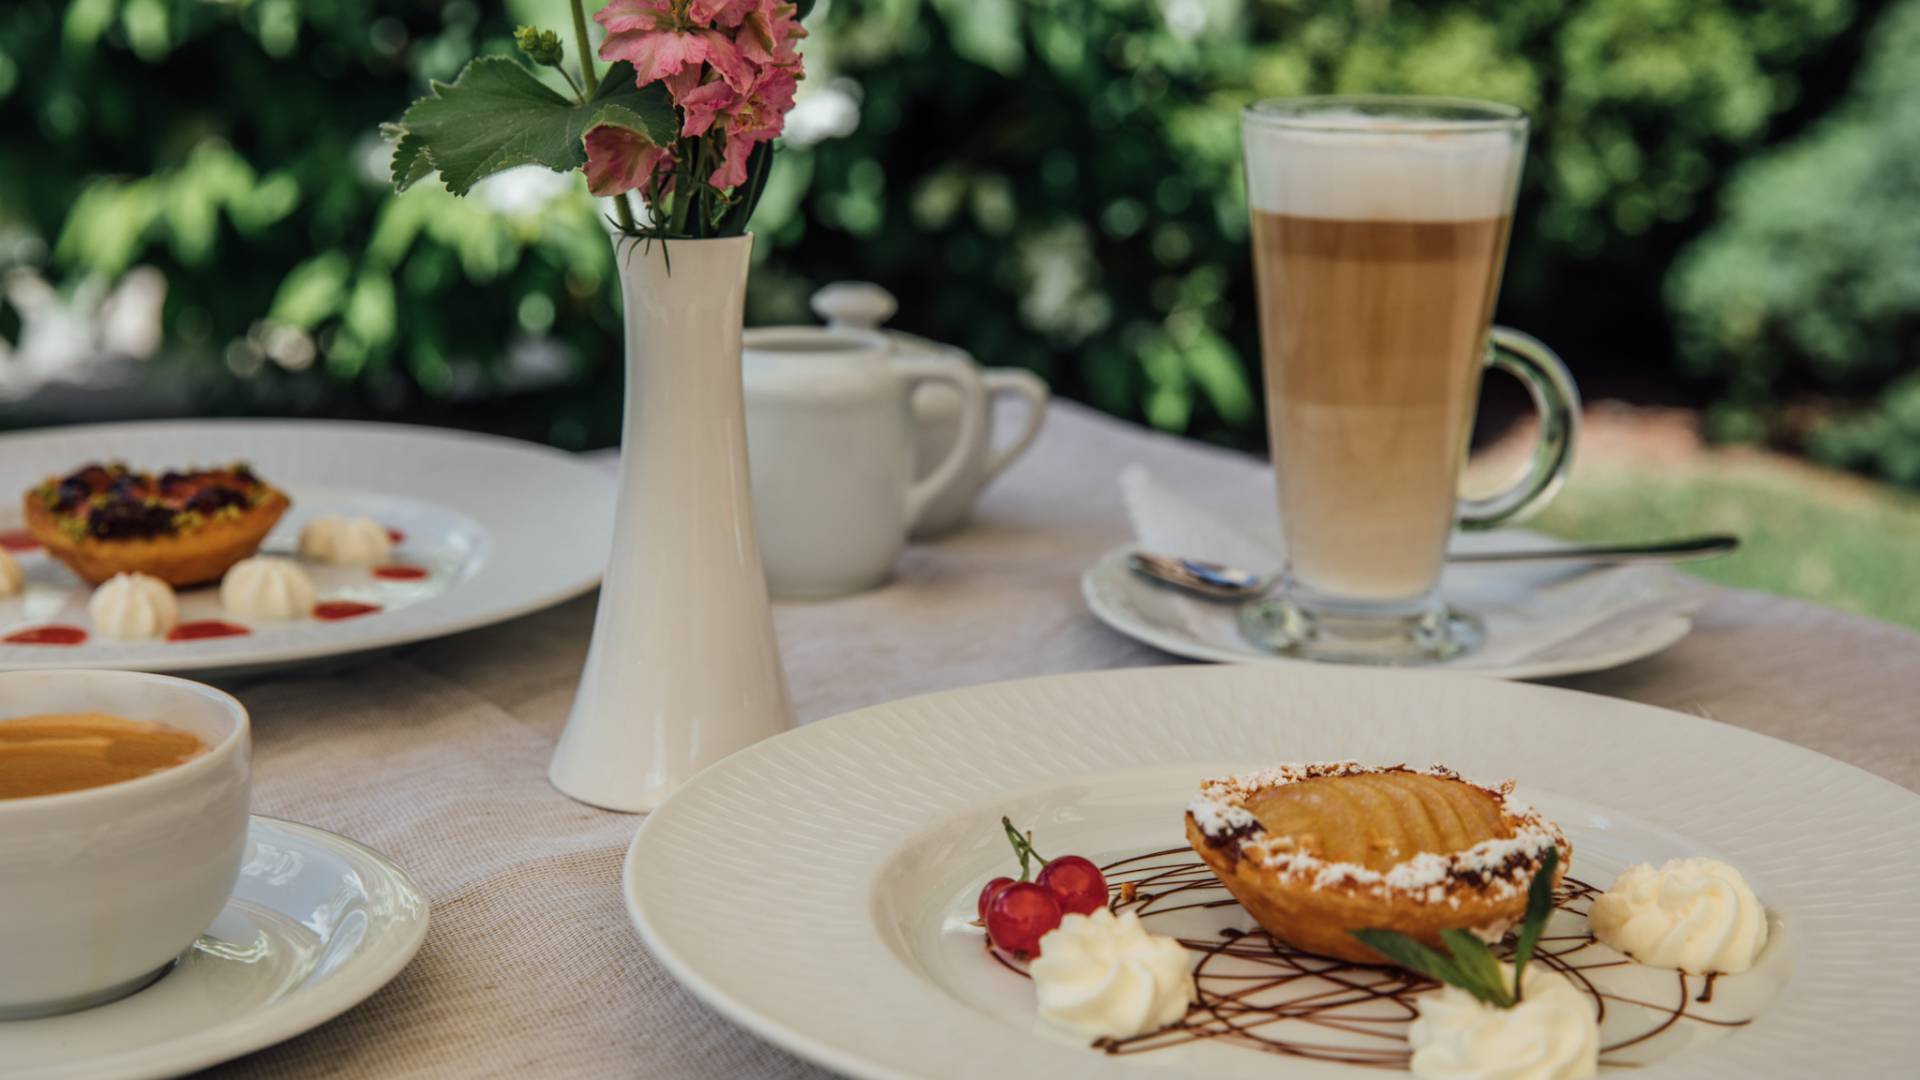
[895, 355, 985, 530]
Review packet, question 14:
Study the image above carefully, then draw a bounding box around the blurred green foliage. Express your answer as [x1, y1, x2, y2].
[0, 0, 627, 445]
[0, 0, 1899, 457]
[1669, 0, 1920, 486]
[785, 0, 1857, 444]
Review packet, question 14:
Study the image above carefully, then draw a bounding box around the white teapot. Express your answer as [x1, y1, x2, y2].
[811, 283, 1049, 538]
[743, 326, 984, 599]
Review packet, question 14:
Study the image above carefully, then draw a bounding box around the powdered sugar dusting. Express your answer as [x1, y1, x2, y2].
[1185, 761, 1567, 903]
[1185, 795, 1257, 837]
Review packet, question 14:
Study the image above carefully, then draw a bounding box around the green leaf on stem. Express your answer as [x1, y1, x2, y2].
[1439, 929, 1515, 1008]
[1351, 931, 1474, 993]
[388, 58, 675, 196]
[382, 124, 433, 190]
[1511, 847, 1559, 999]
[713, 141, 776, 236]
[1351, 849, 1561, 1010]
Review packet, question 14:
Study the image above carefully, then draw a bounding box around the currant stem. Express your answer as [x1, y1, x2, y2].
[999, 816, 1051, 881]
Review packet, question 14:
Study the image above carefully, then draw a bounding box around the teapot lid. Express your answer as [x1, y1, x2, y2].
[811, 282, 896, 329]
[810, 282, 971, 364]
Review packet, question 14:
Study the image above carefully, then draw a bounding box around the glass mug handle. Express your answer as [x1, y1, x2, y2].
[1456, 327, 1581, 531]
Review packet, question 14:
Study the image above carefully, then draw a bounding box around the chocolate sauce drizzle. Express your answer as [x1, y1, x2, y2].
[1007, 849, 1757, 1068]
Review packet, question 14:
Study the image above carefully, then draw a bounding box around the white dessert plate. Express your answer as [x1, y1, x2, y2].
[0, 420, 611, 674]
[625, 663, 1920, 1079]
[1, 815, 429, 1080]
[1082, 544, 1700, 680]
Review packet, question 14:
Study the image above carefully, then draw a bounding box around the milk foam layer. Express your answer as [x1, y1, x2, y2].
[1244, 108, 1522, 222]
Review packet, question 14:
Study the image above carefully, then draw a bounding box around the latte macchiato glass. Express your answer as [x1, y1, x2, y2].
[1240, 97, 1578, 663]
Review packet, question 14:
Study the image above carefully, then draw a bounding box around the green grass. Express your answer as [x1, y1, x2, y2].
[1530, 455, 1920, 631]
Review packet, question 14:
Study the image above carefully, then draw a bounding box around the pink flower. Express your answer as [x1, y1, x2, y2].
[705, 66, 797, 188]
[583, 124, 670, 197]
[738, 0, 806, 68]
[677, 79, 737, 139]
[596, 0, 752, 91]
[689, 0, 759, 28]
[592, 0, 808, 196]
[595, 0, 672, 33]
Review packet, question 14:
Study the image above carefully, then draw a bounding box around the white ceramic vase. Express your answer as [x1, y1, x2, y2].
[550, 233, 793, 813]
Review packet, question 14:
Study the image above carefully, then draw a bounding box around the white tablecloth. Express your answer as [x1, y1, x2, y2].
[207, 402, 1920, 1078]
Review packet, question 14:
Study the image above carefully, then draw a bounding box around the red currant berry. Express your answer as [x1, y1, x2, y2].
[976, 876, 1015, 921]
[985, 882, 1063, 955]
[1038, 855, 1108, 916]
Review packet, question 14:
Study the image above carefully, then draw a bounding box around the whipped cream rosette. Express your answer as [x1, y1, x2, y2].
[298, 515, 392, 565]
[88, 572, 178, 639]
[1588, 857, 1768, 974]
[1408, 962, 1599, 1080]
[221, 556, 316, 620]
[1029, 909, 1195, 1039]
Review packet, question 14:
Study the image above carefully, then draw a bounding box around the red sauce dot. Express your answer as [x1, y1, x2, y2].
[4, 624, 87, 645]
[0, 529, 41, 553]
[372, 564, 428, 581]
[167, 620, 251, 642]
[386, 528, 406, 544]
[313, 601, 382, 621]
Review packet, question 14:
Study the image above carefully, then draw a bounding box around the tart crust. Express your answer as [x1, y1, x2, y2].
[1186, 762, 1569, 964]
[25, 488, 289, 588]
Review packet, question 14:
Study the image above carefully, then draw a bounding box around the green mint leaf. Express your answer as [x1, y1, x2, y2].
[1351, 929, 1476, 992]
[388, 57, 674, 196]
[1511, 846, 1559, 1000]
[1439, 929, 1515, 1008]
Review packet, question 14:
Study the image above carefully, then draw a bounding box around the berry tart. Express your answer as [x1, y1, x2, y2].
[1186, 762, 1569, 964]
[24, 462, 290, 587]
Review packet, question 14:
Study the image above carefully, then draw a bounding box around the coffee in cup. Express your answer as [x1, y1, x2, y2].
[0, 713, 207, 800]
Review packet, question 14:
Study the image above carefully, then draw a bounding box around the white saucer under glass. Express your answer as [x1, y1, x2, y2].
[1083, 542, 1702, 680]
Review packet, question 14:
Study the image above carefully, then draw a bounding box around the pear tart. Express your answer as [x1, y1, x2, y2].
[1186, 762, 1569, 964]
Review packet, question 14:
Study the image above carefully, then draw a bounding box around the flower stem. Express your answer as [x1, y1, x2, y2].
[568, 0, 600, 96]
[569, 1, 636, 231]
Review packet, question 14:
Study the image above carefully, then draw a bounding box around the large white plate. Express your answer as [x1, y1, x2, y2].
[1082, 545, 1698, 680]
[625, 664, 1920, 1078]
[2, 816, 429, 1080]
[0, 420, 612, 674]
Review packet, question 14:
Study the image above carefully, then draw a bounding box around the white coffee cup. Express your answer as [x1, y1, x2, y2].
[811, 282, 1050, 538]
[0, 670, 251, 1019]
[744, 327, 984, 598]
